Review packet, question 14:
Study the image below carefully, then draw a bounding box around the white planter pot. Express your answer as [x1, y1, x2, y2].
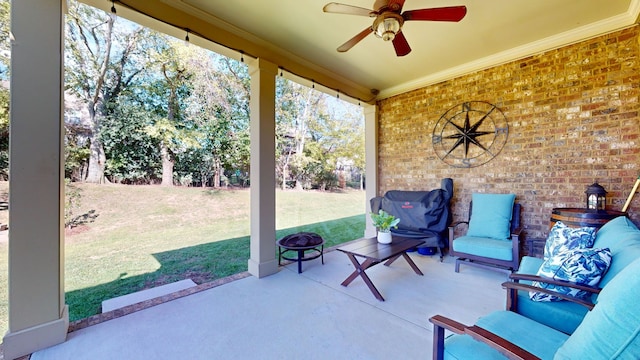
[377, 231, 392, 244]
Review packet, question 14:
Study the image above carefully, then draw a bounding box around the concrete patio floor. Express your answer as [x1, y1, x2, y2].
[30, 248, 509, 360]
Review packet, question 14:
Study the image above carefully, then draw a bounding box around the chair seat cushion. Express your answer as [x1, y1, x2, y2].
[443, 311, 568, 360]
[516, 291, 588, 335]
[452, 236, 513, 261]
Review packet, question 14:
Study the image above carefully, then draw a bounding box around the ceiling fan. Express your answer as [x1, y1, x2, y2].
[323, 0, 467, 57]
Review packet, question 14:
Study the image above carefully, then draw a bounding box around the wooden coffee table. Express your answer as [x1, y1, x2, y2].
[337, 236, 425, 301]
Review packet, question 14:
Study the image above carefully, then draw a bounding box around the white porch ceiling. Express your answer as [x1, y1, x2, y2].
[87, 0, 639, 102]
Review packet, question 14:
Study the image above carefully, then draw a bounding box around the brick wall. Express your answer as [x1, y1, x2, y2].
[377, 25, 640, 240]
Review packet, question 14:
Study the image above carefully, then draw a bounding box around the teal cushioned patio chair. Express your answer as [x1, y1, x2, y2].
[429, 256, 640, 360]
[506, 215, 640, 335]
[449, 193, 522, 273]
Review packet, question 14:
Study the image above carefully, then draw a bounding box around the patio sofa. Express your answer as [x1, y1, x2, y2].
[504, 215, 640, 334]
[429, 255, 640, 359]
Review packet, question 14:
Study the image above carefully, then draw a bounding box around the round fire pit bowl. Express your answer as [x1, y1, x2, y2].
[277, 232, 325, 274]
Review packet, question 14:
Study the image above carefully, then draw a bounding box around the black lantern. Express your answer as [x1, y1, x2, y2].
[586, 182, 607, 211]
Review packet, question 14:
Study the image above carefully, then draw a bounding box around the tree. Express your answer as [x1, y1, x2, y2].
[0, 0, 10, 179]
[177, 54, 250, 188]
[308, 102, 365, 190]
[101, 97, 160, 184]
[210, 57, 250, 187]
[142, 42, 227, 187]
[65, 1, 157, 183]
[152, 43, 193, 186]
[62, 0, 363, 188]
[0, 0, 9, 77]
[276, 79, 325, 190]
[0, 87, 8, 180]
[275, 78, 365, 191]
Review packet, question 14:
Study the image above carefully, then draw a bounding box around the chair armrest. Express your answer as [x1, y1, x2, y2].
[510, 225, 524, 259]
[511, 226, 523, 238]
[509, 274, 602, 295]
[429, 314, 465, 334]
[448, 221, 469, 243]
[502, 281, 595, 310]
[430, 315, 466, 360]
[448, 221, 469, 231]
[465, 325, 540, 360]
[429, 315, 540, 360]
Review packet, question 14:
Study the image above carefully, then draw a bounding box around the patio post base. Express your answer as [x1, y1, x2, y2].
[3, 305, 69, 360]
[248, 258, 279, 278]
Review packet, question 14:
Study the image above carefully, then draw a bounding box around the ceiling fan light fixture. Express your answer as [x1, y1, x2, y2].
[373, 14, 402, 41]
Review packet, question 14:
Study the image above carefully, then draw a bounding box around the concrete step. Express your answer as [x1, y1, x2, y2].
[101, 279, 197, 313]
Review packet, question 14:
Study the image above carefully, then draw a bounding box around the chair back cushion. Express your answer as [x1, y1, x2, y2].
[467, 193, 515, 240]
[516, 256, 588, 334]
[593, 216, 640, 288]
[554, 257, 640, 359]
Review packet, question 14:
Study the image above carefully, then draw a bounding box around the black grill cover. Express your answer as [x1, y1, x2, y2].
[370, 178, 453, 249]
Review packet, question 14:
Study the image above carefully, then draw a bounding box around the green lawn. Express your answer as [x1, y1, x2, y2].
[0, 182, 366, 338]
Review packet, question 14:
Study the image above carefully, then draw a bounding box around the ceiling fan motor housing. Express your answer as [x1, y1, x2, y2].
[373, 13, 403, 41]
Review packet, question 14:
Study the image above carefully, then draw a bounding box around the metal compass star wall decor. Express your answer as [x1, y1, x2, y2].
[432, 101, 508, 168]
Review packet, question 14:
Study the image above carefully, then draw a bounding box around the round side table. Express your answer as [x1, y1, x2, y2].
[550, 207, 627, 229]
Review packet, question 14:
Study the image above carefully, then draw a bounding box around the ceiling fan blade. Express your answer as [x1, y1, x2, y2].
[392, 31, 411, 56]
[337, 27, 373, 52]
[323, 3, 375, 17]
[403, 6, 467, 22]
[387, 0, 406, 12]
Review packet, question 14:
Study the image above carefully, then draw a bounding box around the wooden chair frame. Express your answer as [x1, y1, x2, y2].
[430, 314, 539, 360]
[430, 277, 599, 360]
[449, 202, 523, 273]
[504, 273, 600, 313]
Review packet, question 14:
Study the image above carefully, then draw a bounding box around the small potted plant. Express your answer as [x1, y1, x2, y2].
[370, 209, 400, 244]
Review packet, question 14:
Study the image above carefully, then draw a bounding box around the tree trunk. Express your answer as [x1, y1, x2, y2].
[73, 10, 116, 184]
[213, 158, 222, 188]
[281, 165, 287, 190]
[160, 142, 174, 186]
[85, 132, 106, 183]
[291, 91, 312, 189]
[281, 149, 292, 190]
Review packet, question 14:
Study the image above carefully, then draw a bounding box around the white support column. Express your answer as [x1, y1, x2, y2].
[2, 1, 68, 358]
[247, 58, 279, 278]
[363, 103, 378, 238]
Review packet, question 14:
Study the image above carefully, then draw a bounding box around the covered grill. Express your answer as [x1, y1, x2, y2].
[370, 178, 453, 260]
